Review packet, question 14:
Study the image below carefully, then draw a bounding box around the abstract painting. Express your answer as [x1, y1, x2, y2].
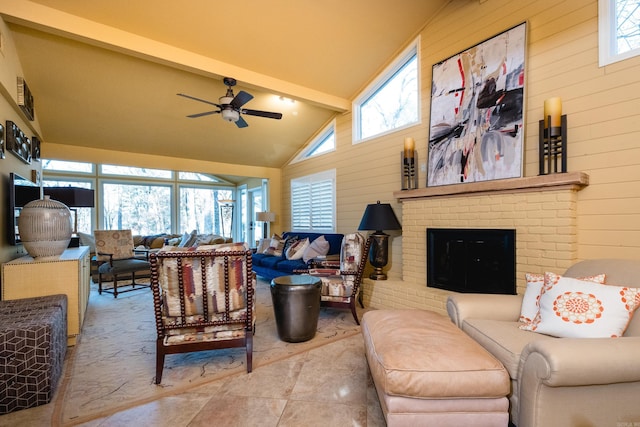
[428, 22, 526, 186]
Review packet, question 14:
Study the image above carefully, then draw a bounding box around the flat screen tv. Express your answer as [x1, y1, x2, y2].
[7, 172, 41, 245]
[427, 228, 516, 294]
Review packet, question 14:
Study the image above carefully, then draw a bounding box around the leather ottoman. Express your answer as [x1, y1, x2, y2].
[0, 295, 67, 414]
[362, 309, 510, 427]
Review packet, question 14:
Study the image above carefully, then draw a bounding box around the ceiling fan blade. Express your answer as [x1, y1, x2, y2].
[242, 109, 283, 120]
[177, 93, 221, 108]
[230, 90, 254, 109]
[187, 110, 220, 118]
[235, 115, 249, 128]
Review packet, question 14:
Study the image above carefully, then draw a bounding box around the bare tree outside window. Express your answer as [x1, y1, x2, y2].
[359, 54, 419, 140]
[179, 187, 233, 235]
[616, 0, 640, 54]
[102, 183, 171, 234]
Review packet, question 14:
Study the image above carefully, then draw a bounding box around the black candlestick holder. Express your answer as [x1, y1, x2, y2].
[401, 151, 418, 190]
[539, 115, 567, 175]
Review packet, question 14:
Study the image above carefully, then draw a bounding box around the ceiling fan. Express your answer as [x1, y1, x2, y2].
[177, 77, 283, 128]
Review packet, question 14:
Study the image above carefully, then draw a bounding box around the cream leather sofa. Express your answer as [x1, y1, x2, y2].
[447, 259, 640, 427]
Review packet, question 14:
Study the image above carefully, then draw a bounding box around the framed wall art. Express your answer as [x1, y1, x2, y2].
[17, 77, 35, 121]
[6, 120, 32, 164]
[0, 122, 5, 159]
[31, 136, 41, 162]
[427, 22, 526, 187]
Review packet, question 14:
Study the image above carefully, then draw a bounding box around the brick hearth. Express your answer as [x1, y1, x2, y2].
[362, 172, 589, 315]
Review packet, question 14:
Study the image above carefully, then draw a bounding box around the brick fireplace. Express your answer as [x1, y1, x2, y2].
[362, 172, 589, 315]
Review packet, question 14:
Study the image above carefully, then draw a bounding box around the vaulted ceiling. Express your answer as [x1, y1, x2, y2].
[1, 0, 450, 173]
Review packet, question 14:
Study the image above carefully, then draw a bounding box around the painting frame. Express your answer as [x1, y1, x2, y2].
[427, 22, 526, 187]
[0, 123, 4, 159]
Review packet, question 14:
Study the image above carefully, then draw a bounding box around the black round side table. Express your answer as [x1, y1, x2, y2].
[270, 275, 322, 342]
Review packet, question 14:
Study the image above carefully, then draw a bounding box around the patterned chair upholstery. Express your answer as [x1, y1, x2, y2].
[94, 229, 151, 298]
[149, 243, 256, 384]
[306, 233, 371, 325]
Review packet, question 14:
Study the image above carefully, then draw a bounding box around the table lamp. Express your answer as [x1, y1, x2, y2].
[358, 201, 402, 280]
[43, 186, 95, 234]
[256, 211, 276, 239]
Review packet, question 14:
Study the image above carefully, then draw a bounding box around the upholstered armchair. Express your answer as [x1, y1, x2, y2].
[94, 229, 151, 298]
[149, 243, 255, 384]
[305, 233, 371, 324]
[447, 259, 640, 427]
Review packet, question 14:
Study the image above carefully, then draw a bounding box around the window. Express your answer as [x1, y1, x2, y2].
[599, 0, 640, 66]
[101, 164, 173, 179]
[179, 186, 233, 236]
[43, 159, 93, 174]
[291, 121, 336, 163]
[102, 182, 172, 234]
[42, 159, 239, 238]
[178, 172, 222, 182]
[354, 39, 420, 142]
[42, 179, 94, 234]
[291, 170, 335, 232]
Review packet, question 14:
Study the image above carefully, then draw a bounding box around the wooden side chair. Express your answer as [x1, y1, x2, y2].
[304, 233, 371, 325]
[94, 229, 151, 298]
[149, 243, 255, 384]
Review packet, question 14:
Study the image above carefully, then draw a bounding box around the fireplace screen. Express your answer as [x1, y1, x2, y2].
[427, 228, 516, 294]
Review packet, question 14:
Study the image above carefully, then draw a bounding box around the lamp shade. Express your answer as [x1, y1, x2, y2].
[256, 211, 276, 222]
[358, 201, 401, 232]
[43, 187, 95, 208]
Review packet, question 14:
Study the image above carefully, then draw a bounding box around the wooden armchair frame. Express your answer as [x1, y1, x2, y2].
[305, 235, 372, 325]
[149, 248, 255, 384]
[94, 229, 151, 298]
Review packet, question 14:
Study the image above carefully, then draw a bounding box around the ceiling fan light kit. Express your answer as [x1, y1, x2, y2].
[178, 77, 283, 128]
[222, 109, 239, 123]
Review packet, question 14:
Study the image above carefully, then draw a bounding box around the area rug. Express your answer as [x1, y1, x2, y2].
[56, 278, 366, 424]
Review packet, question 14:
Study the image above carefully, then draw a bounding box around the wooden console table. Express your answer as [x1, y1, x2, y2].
[1, 246, 91, 346]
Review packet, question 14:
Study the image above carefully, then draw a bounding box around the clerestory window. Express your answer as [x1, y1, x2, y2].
[353, 38, 420, 142]
[291, 121, 336, 163]
[599, 0, 640, 66]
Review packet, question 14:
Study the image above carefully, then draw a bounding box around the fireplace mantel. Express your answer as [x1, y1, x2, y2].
[394, 171, 589, 201]
[365, 171, 590, 315]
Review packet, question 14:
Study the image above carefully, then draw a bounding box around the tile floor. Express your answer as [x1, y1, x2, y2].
[80, 334, 385, 427]
[1, 308, 386, 427]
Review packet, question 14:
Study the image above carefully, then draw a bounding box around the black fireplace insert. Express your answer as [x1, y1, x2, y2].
[427, 228, 516, 294]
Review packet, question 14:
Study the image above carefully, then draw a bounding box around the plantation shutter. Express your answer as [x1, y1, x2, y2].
[291, 170, 335, 232]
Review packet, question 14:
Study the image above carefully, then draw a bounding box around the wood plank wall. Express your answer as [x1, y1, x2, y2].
[282, 0, 640, 290]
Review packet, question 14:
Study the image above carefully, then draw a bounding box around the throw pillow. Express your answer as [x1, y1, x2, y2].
[194, 233, 214, 246]
[178, 230, 198, 248]
[286, 238, 310, 260]
[78, 232, 97, 253]
[167, 237, 181, 246]
[256, 238, 271, 253]
[302, 235, 331, 263]
[264, 236, 286, 256]
[519, 272, 606, 328]
[531, 272, 640, 338]
[150, 236, 166, 249]
[282, 235, 300, 255]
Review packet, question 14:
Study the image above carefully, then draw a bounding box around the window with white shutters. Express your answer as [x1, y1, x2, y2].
[290, 170, 335, 232]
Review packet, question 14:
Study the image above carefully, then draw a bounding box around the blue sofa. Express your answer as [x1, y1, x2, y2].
[252, 232, 344, 281]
